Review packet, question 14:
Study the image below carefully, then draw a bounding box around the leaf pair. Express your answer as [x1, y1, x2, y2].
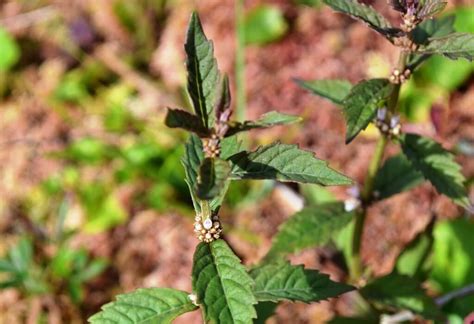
[296, 78, 393, 144]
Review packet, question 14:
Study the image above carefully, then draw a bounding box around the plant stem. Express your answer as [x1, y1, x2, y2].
[235, 0, 246, 122]
[350, 50, 408, 281]
[201, 200, 212, 221]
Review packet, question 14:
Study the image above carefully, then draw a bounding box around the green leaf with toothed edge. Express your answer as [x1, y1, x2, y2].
[400, 133, 470, 208]
[342, 79, 393, 144]
[196, 158, 231, 200]
[192, 240, 257, 324]
[373, 154, 425, 200]
[295, 79, 353, 106]
[416, 33, 474, 61]
[228, 142, 352, 186]
[165, 108, 210, 136]
[185, 12, 220, 128]
[265, 203, 354, 260]
[226, 111, 301, 137]
[87, 288, 198, 324]
[322, 0, 402, 38]
[250, 260, 354, 303]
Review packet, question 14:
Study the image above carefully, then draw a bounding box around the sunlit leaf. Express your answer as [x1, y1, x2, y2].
[295, 79, 353, 106]
[192, 240, 257, 324]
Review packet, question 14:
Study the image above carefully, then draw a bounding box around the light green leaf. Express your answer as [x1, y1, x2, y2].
[416, 33, 474, 61]
[395, 226, 433, 278]
[360, 273, 443, 320]
[0, 27, 20, 72]
[197, 158, 231, 200]
[185, 12, 220, 128]
[417, 0, 447, 20]
[250, 261, 354, 303]
[226, 111, 301, 136]
[266, 203, 354, 259]
[182, 134, 204, 212]
[244, 5, 288, 45]
[342, 79, 392, 143]
[295, 79, 353, 105]
[400, 133, 470, 208]
[165, 108, 209, 136]
[373, 154, 424, 200]
[228, 142, 352, 186]
[220, 135, 244, 160]
[322, 0, 401, 38]
[88, 288, 197, 323]
[192, 240, 257, 324]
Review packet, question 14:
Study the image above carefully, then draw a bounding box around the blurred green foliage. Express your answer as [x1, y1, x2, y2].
[244, 5, 288, 45]
[0, 27, 20, 72]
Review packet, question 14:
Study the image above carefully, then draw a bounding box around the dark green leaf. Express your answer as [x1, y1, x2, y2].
[294, 79, 353, 105]
[342, 79, 392, 143]
[360, 272, 443, 320]
[417, 0, 447, 20]
[197, 158, 231, 200]
[192, 240, 257, 324]
[253, 302, 277, 324]
[266, 203, 354, 259]
[88, 288, 198, 323]
[165, 108, 209, 136]
[185, 12, 220, 128]
[412, 15, 456, 44]
[373, 154, 424, 200]
[416, 33, 474, 61]
[226, 111, 301, 136]
[400, 133, 470, 208]
[250, 261, 353, 303]
[182, 134, 204, 212]
[229, 142, 352, 186]
[244, 5, 288, 45]
[322, 0, 401, 38]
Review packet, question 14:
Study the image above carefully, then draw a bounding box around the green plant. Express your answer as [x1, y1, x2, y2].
[88, 12, 355, 323]
[291, 0, 473, 321]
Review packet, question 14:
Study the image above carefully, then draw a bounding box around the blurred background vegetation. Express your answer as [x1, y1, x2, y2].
[0, 0, 473, 323]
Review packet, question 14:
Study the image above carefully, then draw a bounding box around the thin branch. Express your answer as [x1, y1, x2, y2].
[435, 283, 474, 307]
[0, 6, 57, 33]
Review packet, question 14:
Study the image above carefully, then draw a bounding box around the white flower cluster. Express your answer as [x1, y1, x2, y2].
[374, 107, 401, 138]
[389, 68, 411, 84]
[194, 214, 223, 243]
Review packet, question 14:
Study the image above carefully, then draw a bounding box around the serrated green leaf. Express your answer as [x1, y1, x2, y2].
[295, 79, 353, 105]
[250, 261, 354, 303]
[360, 272, 443, 320]
[182, 134, 204, 212]
[266, 203, 354, 259]
[197, 158, 231, 200]
[228, 143, 352, 186]
[192, 240, 257, 324]
[185, 12, 220, 128]
[417, 0, 447, 20]
[220, 135, 244, 160]
[373, 154, 424, 200]
[416, 33, 474, 61]
[226, 111, 301, 136]
[322, 0, 401, 38]
[165, 108, 209, 136]
[400, 133, 470, 208]
[342, 79, 392, 143]
[88, 288, 197, 323]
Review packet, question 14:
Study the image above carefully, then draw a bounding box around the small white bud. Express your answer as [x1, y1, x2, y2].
[377, 108, 387, 121]
[188, 294, 198, 306]
[344, 198, 360, 212]
[203, 219, 213, 230]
